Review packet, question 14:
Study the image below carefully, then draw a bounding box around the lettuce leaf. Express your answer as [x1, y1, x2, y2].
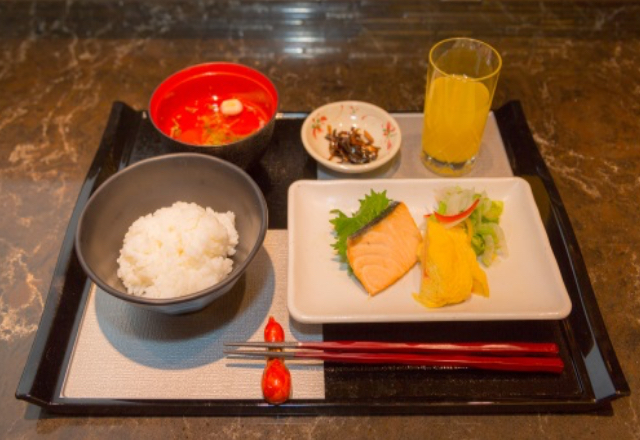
[330, 190, 391, 264]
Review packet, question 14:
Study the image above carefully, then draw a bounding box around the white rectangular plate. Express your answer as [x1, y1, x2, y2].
[287, 177, 572, 323]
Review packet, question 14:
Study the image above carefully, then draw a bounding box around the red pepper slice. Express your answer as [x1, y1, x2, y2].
[264, 316, 285, 343]
[433, 198, 480, 224]
[261, 358, 292, 405]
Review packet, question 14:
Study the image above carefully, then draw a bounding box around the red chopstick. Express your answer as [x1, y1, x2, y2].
[225, 340, 560, 356]
[224, 349, 565, 374]
[224, 340, 565, 374]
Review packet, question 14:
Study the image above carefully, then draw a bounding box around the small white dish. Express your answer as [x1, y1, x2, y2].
[287, 177, 572, 323]
[300, 101, 402, 174]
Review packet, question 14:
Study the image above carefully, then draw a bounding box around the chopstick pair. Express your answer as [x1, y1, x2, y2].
[224, 341, 564, 374]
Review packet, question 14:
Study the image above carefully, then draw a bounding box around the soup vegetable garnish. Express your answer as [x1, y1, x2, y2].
[326, 126, 380, 164]
[169, 98, 268, 146]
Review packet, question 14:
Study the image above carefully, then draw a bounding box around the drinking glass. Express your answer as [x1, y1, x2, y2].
[421, 38, 502, 176]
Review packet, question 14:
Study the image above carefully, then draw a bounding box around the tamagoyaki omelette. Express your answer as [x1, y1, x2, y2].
[413, 217, 489, 308]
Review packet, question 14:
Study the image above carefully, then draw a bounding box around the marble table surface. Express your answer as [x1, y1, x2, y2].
[1, 0, 639, 438]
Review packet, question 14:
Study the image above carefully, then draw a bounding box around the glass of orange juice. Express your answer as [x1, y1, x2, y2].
[421, 38, 502, 176]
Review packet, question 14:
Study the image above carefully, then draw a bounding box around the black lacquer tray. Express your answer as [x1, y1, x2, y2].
[16, 101, 629, 415]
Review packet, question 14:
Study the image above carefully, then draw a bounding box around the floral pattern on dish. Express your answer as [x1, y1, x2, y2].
[382, 121, 397, 150]
[310, 116, 328, 139]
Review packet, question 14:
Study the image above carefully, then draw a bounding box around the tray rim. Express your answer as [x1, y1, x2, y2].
[15, 101, 630, 415]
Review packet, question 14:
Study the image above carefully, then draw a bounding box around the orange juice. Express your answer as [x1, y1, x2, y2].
[422, 75, 491, 170]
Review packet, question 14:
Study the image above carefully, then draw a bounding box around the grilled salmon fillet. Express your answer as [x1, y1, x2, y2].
[346, 201, 422, 295]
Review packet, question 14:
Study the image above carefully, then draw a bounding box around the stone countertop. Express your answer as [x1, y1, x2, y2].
[1, 0, 639, 438]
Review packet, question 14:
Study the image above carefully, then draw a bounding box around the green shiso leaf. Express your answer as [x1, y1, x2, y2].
[330, 189, 392, 264]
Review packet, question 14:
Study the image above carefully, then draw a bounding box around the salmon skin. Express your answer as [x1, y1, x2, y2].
[346, 201, 422, 296]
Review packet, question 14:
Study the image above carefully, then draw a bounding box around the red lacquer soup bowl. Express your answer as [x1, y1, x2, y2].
[149, 62, 279, 169]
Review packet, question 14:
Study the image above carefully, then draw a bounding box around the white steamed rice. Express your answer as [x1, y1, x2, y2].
[116, 201, 239, 299]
